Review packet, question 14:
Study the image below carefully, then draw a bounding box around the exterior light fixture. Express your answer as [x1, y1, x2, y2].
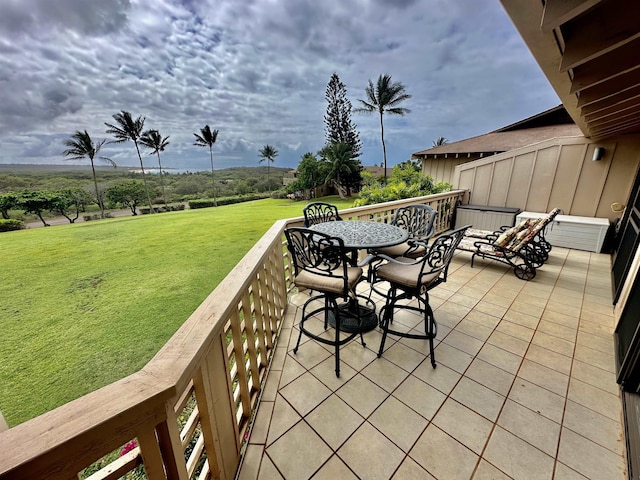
[593, 146, 605, 161]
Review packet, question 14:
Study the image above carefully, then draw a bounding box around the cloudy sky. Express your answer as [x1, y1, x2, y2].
[0, 0, 560, 171]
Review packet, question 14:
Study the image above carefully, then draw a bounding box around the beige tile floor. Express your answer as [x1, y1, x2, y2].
[238, 247, 627, 480]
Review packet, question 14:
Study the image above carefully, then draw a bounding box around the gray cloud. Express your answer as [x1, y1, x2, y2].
[0, 0, 559, 170]
[0, 0, 131, 37]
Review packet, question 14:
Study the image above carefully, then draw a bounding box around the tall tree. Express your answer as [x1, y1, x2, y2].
[355, 74, 411, 183]
[258, 144, 279, 194]
[105, 111, 154, 213]
[193, 125, 219, 206]
[324, 73, 362, 159]
[62, 130, 115, 219]
[432, 136, 448, 147]
[140, 129, 170, 206]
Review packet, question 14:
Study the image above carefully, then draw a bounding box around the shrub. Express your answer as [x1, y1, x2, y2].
[139, 204, 186, 214]
[353, 171, 452, 206]
[270, 189, 288, 199]
[0, 219, 25, 232]
[188, 194, 269, 209]
[187, 199, 217, 209]
[83, 213, 114, 221]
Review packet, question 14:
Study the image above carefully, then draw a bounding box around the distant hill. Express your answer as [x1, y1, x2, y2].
[0, 164, 290, 174]
[0, 164, 292, 198]
[0, 163, 139, 173]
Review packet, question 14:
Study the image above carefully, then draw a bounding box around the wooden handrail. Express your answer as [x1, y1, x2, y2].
[0, 192, 466, 480]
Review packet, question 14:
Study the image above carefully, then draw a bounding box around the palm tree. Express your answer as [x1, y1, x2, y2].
[259, 145, 279, 194]
[433, 136, 448, 147]
[140, 130, 170, 206]
[105, 111, 154, 213]
[62, 130, 115, 219]
[319, 142, 357, 198]
[193, 125, 219, 206]
[355, 74, 411, 183]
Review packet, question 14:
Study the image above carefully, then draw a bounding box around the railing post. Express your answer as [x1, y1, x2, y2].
[193, 338, 239, 480]
[137, 425, 168, 480]
[270, 245, 287, 325]
[0, 412, 7, 433]
[155, 402, 189, 480]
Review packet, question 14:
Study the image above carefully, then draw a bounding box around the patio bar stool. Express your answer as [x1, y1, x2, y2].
[285, 227, 367, 377]
[371, 226, 469, 367]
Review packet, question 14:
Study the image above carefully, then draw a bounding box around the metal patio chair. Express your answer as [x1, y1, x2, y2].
[285, 227, 368, 377]
[371, 225, 470, 368]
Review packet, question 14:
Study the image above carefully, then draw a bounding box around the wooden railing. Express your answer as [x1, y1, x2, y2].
[0, 191, 465, 480]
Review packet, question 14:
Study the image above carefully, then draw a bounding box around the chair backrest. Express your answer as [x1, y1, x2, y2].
[391, 204, 436, 241]
[548, 207, 562, 221]
[505, 210, 560, 252]
[303, 202, 342, 227]
[284, 227, 350, 293]
[491, 219, 533, 250]
[420, 225, 470, 285]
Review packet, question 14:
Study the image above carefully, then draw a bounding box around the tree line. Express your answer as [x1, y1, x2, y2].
[64, 112, 279, 218]
[0, 167, 288, 229]
[1, 71, 417, 228]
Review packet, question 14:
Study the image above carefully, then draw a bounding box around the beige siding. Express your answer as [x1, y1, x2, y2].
[572, 145, 611, 216]
[487, 160, 511, 206]
[598, 142, 640, 219]
[548, 144, 584, 213]
[458, 168, 475, 194]
[506, 152, 535, 208]
[452, 135, 640, 222]
[421, 157, 470, 184]
[473, 164, 494, 205]
[527, 146, 558, 213]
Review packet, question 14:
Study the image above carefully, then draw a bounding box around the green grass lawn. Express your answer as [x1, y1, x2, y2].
[0, 196, 356, 426]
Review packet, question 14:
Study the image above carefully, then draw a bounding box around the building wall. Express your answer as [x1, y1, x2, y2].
[282, 177, 297, 186]
[452, 135, 640, 222]
[420, 157, 474, 185]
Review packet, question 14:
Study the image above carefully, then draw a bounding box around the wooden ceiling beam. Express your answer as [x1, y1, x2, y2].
[560, 0, 640, 72]
[584, 101, 640, 124]
[502, 0, 640, 138]
[582, 93, 640, 119]
[587, 108, 640, 129]
[541, 0, 602, 33]
[577, 70, 640, 107]
[590, 119, 640, 138]
[590, 121, 640, 137]
[569, 38, 640, 94]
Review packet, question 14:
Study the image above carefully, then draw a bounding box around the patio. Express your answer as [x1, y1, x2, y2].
[239, 246, 626, 479]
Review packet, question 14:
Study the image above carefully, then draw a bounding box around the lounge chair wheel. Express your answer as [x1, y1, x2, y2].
[514, 264, 536, 281]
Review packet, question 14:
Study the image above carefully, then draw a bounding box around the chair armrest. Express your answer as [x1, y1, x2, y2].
[473, 239, 494, 248]
[403, 238, 429, 257]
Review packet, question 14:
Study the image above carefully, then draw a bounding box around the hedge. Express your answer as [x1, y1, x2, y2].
[188, 194, 269, 209]
[139, 204, 187, 215]
[0, 219, 25, 232]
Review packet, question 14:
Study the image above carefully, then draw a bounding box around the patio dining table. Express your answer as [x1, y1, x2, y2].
[308, 219, 409, 253]
[308, 220, 409, 332]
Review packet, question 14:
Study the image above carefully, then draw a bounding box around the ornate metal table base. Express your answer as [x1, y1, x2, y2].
[328, 301, 378, 333]
[308, 220, 407, 334]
